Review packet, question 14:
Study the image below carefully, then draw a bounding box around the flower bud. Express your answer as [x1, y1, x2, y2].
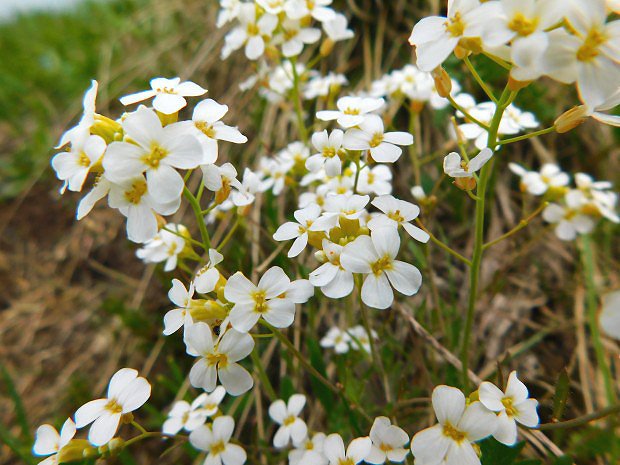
[554, 105, 589, 133]
[457, 37, 483, 55]
[320, 38, 335, 57]
[432, 66, 452, 98]
[58, 440, 94, 463]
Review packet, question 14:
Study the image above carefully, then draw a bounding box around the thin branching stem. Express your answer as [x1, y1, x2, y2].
[464, 56, 497, 103]
[415, 219, 472, 266]
[482, 202, 548, 250]
[498, 127, 556, 145]
[537, 404, 620, 431]
[183, 185, 211, 249]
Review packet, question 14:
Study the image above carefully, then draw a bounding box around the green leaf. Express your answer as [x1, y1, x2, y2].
[480, 438, 525, 465]
[553, 456, 574, 465]
[552, 369, 570, 421]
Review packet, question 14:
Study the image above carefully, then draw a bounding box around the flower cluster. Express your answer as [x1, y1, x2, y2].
[510, 165, 619, 241]
[408, 0, 620, 116]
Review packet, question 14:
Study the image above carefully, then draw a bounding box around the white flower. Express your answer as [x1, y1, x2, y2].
[57, 80, 98, 149]
[185, 323, 254, 396]
[136, 223, 187, 271]
[508, 163, 569, 196]
[367, 195, 429, 243]
[222, 4, 278, 60]
[366, 416, 409, 464]
[164, 279, 196, 335]
[307, 129, 345, 177]
[257, 0, 286, 14]
[340, 228, 422, 310]
[320, 327, 352, 354]
[316, 96, 384, 128]
[74, 368, 151, 446]
[273, 204, 322, 258]
[195, 249, 225, 294]
[310, 240, 354, 299]
[278, 18, 322, 57]
[76, 175, 111, 220]
[542, 1, 620, 108]
[408, 0, 489, 71]
[347, 325, 377, 354]
[343, 115, 413, 163]
[120, 77, 206, 114]
[202, 162, 243, 195]
[33, 418, 76, 465]
[411, 185, 427, 201]
[310, 193, 370, 232]
[225, 266, 297, 332]
[232, 168, 269, 207]
[107, 175, 181, 243]
[355, 165, 393, 196]
[323, 434, 371, 465]
[443, 148, 494, 178]
[600, 290, 620, 340]
[189, 416, 247, 465]
[322, 13, 354, 42]
[163, 388, 226, 435]
[217, 0, 242, 27]
[285, 0, 335, 22]
[410, 386, 496, 465]
[183, 98, 248, 165]
[303, 73, 348, 100]
[289, 433, 328, 465]
[269, 394, 308, 448]
[542, 191, 595, 241]
[479, 371, 539, 445]
[103, 106, 203, 204]
[52, 129, 106, 193]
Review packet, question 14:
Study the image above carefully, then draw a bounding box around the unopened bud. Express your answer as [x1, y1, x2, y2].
[432, 66, 452, 98]
[156, 214, 167, 230]
[554, 105, 589, 133]
[314, 250, 328, 263]
[457, 37, 483, 55]
[320, 38, 335, 57]
[265, 45, 280, 61]
[58, 440, 93, 463]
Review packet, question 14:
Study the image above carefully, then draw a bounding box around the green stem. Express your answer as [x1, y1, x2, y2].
[217, 216, 241, 251]
[123, 431, 179, 448]
[498, 126, 555, 145]
[464, 56, 497, 103]
[460, 86, 513, 391]
[290, 58, 308, 143]
[183, 186, 211, 249]
[162, 226, 205, 250]
[537, 404, 620, 431]
[130, 421, 147, 435]
[447, 95, 490, 131]
[580, 235, 617, 405]
[408, 108, 421, 185]
[482, 202, 548, 250]
[263, 321, 371, 421]
[415, 219, 472, 266]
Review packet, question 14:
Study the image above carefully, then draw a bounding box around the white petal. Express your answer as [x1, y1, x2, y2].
[88, 411, 121, 446]
[219, 363, 253, 396]
[361, 273, 393, 310]
[74, 399, 107, 428]
[432, 385, 465, 425]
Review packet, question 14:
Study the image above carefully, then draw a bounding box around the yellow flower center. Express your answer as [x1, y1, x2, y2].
[508, 13, 538, 37]
[442, 421, 466, 443]
[142, 144, 168, 169]
[371, 254, 393, 276]
[344, 107, 360, 115]
[155, 86, 175, 94]
[502, 397, 518, 417]
[195, 121, 216, 138]
[247, 23, 259, 36]
[77, 151, 91, 167]
[577, 27, 607, 62]
[211, 440, 226, 455]
[206, 352, 229, 368]
[445, 12, 465, 37]
[338, 459, 355, 465]
[105, 399, 123, 414]
[252, 290, 269, 313]
[387, 210, 404, 223]
[124, 179, 148, 204]
[369, 133, 384, 148]
[283, 415, 296, 426]
[379, 443, 393, 452]
[322, 146, 337, 158]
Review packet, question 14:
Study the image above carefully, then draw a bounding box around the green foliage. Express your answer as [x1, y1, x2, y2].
[480, 438, 526, 465]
